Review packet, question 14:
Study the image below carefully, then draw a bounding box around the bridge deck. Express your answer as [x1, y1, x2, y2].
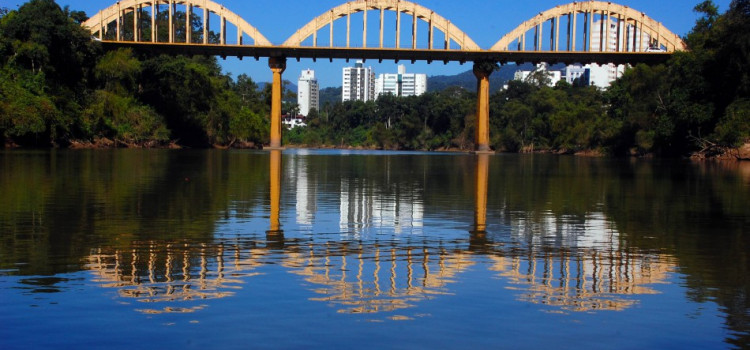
[101, 42, 673, 65]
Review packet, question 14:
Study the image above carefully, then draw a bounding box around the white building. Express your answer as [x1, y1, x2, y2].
[297, 69, 319, 117]
[582, 19, 650, 89]
[342, 61, 376, 102]
[513, 63, 562, 87]
[564, 65, 587, 85]
[374, 65, 427, 99]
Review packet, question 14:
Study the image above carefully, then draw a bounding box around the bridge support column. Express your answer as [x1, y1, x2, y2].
[473, 61, 495, 153]
[268, 57, 287, 149]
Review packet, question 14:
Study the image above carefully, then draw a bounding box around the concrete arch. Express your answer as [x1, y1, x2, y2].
[282, 0, 480, 51]
[82, 0, 271, 46]
[491, 1, 685, 52]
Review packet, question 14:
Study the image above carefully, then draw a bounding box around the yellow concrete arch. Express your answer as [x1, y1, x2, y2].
[282, 0, 480, 51]
[82, 0, 271, 46]
[491, 1, 685, 52]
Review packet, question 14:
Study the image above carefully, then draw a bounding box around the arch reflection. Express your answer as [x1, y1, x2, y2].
[86, 241, 264, 314]
[489, 249, 675, 311]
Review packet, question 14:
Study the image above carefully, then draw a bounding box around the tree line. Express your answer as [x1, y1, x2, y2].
[0, 0, 270, 148]
[1, 0, 748, 156]
[290, 1, 749, 156]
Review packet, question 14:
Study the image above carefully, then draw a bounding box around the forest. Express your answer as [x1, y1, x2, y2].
[0, 0, 748, 156]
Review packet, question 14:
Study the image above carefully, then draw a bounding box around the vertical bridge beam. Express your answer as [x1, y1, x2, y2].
[186, 4, 192, 44]
[168, 0, 173, 43]
[268, 57, 287, 149]
[152, 3, 157, 42]
[473, 61, 494, 153]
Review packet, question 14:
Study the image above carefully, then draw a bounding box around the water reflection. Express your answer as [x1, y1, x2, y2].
[490, 250, 675, 312]
[80, 152, 676, 316]
[2, 150, 748, 347]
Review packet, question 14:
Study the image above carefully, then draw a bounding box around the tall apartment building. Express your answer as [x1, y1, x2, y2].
[297, 69, 319, 117]
[584, 19, 651, 88]
[342, 61, 375, 102]
[374, 65, 427, 99]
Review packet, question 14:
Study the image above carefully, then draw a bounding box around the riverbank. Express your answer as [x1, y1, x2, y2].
[5, 137, 749, 161]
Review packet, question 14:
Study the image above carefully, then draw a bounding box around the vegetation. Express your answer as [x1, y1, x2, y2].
[286, 0, 750, 156]
[0, 0, 748, 155]
[0, 0, 268, 148]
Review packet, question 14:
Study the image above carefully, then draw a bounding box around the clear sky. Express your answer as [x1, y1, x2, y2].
[20, 0, 734, 87]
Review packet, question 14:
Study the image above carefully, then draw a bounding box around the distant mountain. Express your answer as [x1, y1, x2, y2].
[427, 63, 566, 92]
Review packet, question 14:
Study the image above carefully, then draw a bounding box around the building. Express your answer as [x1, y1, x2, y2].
[342, 61, 376, 102]
[583, 19, 651, 89]
[513, 63, 562, 87]
[297, 69, 319, 117]
[374, 65, 427, 99]
[564, 65, 587, 85]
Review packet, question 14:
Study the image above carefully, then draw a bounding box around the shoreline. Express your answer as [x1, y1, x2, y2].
[4, 138, 749, 161]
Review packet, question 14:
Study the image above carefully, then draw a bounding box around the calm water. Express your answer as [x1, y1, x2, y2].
[1, 149, 748, 349]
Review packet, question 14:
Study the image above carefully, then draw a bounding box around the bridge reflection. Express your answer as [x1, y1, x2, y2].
[85, 153, 676, 315]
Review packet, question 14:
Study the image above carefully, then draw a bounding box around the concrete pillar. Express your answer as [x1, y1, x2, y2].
[268, 57, 287, 149]
[473, 61, 494, 153]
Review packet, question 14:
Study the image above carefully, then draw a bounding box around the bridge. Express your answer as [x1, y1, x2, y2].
[82, 0, 685, 151]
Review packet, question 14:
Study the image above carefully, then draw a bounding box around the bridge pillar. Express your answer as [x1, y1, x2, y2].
[473, 61, 495, 153]
[268, 57, 287, 149]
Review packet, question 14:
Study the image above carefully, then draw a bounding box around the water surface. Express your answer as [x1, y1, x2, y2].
[1, 149, 748, 349]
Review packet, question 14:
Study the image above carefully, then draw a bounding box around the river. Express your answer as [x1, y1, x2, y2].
[1, 149, 748, 349]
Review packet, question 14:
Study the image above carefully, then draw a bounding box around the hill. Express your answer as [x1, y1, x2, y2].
[427, 63, 565, 92]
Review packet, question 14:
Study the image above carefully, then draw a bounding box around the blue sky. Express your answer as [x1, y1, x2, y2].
[19, 0, 734, 87]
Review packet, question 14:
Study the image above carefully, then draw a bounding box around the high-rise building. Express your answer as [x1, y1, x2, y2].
[342, 61, 375, 102]
[583, 19, 651, 88]
[297, 69, 319, 117]
[590, 19, 652, 53]
[374, 65, 427, 99]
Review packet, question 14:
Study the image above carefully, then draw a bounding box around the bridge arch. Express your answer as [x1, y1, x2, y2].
[82, 0, 271, 46]
[491, 1, 685, 53]
[282, 0, 480, 51]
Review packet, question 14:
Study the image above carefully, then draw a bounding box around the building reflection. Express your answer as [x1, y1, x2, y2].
[289, 152, 316, 226]
[339, 181, 424, 236]
[83, 153, 677, 316]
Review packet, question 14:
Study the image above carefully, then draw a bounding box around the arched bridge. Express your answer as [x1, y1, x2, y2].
[82, 0, 683, 63]
[81, 0, 687, 150]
